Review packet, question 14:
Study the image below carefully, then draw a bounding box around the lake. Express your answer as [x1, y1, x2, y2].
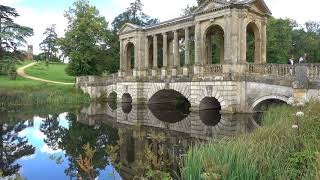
[0, 101, 259, 180]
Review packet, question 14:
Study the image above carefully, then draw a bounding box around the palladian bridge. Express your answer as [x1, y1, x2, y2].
[76, 0, 320, 114]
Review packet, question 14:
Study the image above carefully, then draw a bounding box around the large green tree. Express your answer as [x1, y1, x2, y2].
[58, 0, 111, 76]
[292, 21, 320, 63]
[0, 5, 33, 60]
[266, 17, 296, 63]
[39, 24, 59, 62]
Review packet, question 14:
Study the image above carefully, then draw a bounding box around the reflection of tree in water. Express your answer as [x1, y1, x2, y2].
[0, 119, 35, 177]
[57, 113, 119, 179]
[40, 114, 62, 150]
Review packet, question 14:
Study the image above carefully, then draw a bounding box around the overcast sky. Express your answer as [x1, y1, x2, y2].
[2, 0, 319, 54]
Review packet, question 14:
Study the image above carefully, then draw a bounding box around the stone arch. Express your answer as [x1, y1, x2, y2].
[246, 21, 261, 63]
[147, 82, 191, 103]
[202, 23, 225, 65]
[124, 41, 135, 70]
[197, 87, 228, 111]
[250, 95, 289, 112]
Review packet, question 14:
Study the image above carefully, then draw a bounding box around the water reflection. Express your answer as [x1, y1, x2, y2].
[0, 100, 259, 179]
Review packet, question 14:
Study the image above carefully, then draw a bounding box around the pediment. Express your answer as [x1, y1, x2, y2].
[193, 0, 230, 14]
[243, 0, 272, 15]
[118, 23, 143, 35]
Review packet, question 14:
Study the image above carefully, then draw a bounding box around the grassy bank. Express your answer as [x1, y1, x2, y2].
[183, 103, 320, 179]
[24, 62, 75, 83]
[0, 61, 89, 106]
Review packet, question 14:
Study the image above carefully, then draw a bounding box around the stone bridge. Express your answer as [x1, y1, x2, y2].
[76, 64, 320, 113]
[76, 0, 320, 113]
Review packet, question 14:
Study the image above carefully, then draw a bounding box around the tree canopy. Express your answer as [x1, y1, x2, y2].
[0, 5, 33, 60]
[58, 0, 111, 76]
[39, 24, 59, 62]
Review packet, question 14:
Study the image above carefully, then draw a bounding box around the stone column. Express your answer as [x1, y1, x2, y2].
[119, 39, 124, 77]
[173, 30, 179, 76]
[261, 18, 267, 64]
[183, 28, 190, 76]
[162, 32, 168, 77]
[184, 28, 190, 66]
[194, 21, 202, 75]
[152, 35, 158, 76]
[144, 37, 149, 71]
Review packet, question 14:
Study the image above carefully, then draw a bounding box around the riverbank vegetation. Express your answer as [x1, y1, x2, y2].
[183, 102, 320, 179]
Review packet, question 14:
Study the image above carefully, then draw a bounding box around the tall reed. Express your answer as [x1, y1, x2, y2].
[183, 102, 320, 179]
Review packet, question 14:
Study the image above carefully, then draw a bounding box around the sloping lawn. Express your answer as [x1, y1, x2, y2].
[25, 62, 75, 83]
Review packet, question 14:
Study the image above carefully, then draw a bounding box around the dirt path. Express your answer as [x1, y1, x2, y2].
[17, 62, 75, 85]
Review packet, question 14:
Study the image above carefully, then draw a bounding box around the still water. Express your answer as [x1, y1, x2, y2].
[0, 102, 259, 180]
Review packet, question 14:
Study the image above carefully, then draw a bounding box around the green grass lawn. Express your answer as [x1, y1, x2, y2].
[25, 62, 75, 83]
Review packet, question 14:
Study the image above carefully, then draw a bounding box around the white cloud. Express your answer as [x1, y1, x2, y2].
[19, 154, 36, 161]
[40, 144, 62, 154]
[1, 0, 22, 6]
[14, 7, 67, 54]
[10, 0, 319, 55]
[265, 0, 319, 24]
[33, 130, 46, 139]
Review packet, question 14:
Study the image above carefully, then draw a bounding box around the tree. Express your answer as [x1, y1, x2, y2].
[58, 113, 119, 179]
[107, 0, 159, 74]
[39, 24, 59, 62]
[0, 120, 35, 177]
[0, 5, 33, 60]
[181, 0, 206, 15]
[58, 0, 111, 76]
[266, 18, 296, 63]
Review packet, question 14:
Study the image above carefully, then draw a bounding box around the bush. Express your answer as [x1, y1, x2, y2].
[7, 65, 17, 80]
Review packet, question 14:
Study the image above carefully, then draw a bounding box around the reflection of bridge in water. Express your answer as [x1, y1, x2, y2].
[77, 102, 258, 140]
[77, 102, 259, 179]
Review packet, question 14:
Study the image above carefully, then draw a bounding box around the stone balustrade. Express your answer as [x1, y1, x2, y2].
[204, 64, 223, 75]
[77, 63, 320, 86]
[247, 63, 320, 79]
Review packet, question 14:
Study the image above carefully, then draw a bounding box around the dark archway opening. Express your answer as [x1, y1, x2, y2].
[253, 99, 287, 125]
[148, 90, 191, 123]
[121, 93, 132, 114]
[126, 42, 135, 70]
[246, 22, 260, 63]
[107, 92, 117, 110]
[204, 25, 224, 64]
[199, 97, 222, 126]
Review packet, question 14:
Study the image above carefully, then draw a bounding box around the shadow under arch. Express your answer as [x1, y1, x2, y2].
[252, 98, 288, 125]
[147, 89, 191, 123]
[199, 97, 222, 126]
[107, 91, 117, 111]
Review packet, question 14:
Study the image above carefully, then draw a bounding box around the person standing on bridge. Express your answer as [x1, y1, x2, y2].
[288, 56, 295, 65]
[299, 53, 307, 63]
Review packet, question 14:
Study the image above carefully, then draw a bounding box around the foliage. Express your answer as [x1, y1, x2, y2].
[0, 120, 35, 177]
[7, 65, 17, 80]
[266, 17, 296, 63]
[58, 113, 119, 179]
[182, 102, 320, 179]
[107, 0, 159, 73]
[58, 0, 111, 76]
[0, 82, 89, 106]
[181, 0, 206, 15]
[0, 5, 33, 60]
[39, 24, 59, 62]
